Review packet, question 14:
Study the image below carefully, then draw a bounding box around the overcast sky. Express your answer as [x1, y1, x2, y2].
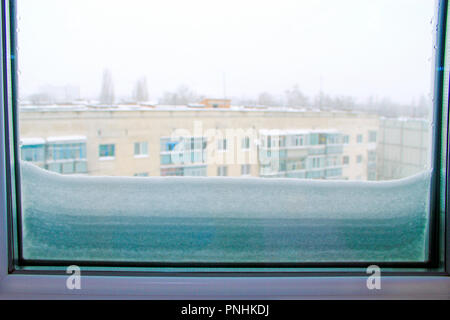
[17, 0, 435, 104]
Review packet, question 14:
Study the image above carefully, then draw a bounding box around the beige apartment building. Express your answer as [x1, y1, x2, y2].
[18, 103, 380, 181]
[377, 118, 431, 180]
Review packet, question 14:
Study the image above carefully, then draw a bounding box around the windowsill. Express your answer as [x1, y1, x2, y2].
[99, 157, 116, 161]
[0, 274, 449, 299]
[134, 155, 149, 159]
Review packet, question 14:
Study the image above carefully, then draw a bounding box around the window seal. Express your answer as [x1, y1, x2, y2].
[1, 0, 449, 277]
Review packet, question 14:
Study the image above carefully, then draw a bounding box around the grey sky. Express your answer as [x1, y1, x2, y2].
[17, 0, 435, 104]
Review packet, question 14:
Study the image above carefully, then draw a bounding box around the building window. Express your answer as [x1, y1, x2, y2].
[368, 172, 377, 181]
[242, 137, 250, 150]
[134, 172, 149, 177]
[217, 166, 228, 176]
[357, 155, 363, 163]
[47, 142, 87, 162]
[343, 135, 350, 144]
[46, 161, 88, 175]
[134, 142, 148, 157]
[309, 134, 319, 145]
[160, 167, 183, 176]
[293, 135, 305, 146]
[99, 144, 115, 158]
[369, 131, 377, 143]
[21, 144, 45, 162]
[326, 156, 340, 167]
[343, 155, 350, 165]
[241, 164, 251, 176]
[183, 166, 207, 176]
[357, 134, 363, 143]
[310, 157, 324, 169]
[218, 139, 227, 151]
[161, 139, 179, 152]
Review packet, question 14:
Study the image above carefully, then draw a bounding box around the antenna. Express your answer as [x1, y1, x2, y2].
[223, 72, 227, 100]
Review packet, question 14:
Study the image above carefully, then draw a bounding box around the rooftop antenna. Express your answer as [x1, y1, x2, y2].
[319, 75, 323, 109]
[223, 72, 227, 100]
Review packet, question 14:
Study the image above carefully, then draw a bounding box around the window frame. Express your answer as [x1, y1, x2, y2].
[134, 141, 148, 157]
[98, 143, 115, 159]
[0, 0, 449, 299]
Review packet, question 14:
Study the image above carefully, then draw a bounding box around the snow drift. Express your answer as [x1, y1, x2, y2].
[20, 161, 431, 263]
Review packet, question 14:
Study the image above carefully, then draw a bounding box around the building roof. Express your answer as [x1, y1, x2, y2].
[46, 136, 87, 143]
[20, 137, 46, 146]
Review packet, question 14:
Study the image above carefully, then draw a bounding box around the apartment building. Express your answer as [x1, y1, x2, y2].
[18, 104, 380, 180]
[377, 118, 431, 180]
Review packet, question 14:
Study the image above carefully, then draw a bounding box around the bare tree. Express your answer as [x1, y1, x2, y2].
[133, 77, 149, 103]
[160, 85, 202, 105]
[258, 92, 280, 107]
[285, 84, 309, 108]
[29, 93, 52, 105]
[100, 69, 115, 105]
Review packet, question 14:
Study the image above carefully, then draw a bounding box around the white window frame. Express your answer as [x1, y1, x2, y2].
[217, 138, 227, 152]
[241, 164, 251, 176]
[99, 143, 116, 160]
[0, 0, 449, 300]
[134, 141, 149, 158]
[217, 165, 228, 176]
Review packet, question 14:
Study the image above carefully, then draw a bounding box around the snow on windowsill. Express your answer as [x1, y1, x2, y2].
[99, 156, 115, 161]
[20, 161, 432, 263]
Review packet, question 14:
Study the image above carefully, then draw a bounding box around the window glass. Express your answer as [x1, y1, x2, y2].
[241, 164, 251, 176]
[343, 135, 350, 144]
[217, 166, 228, 176]
[218, 139, 227, 151]
[134, 142, 148, 156]
[357, 135, 363, 144]
[99, 144, 115, 158]
[369, 131, 377, 143]
[357, 155, 363, 163]
[16, 0, 438, 265]
[343, 156, 350, 165]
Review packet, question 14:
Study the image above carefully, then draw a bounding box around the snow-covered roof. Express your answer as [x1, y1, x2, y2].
[46, 136, 87, 143]
[259, 129, 339, 136]
[20, 137, 45, 145]
[18, 103, 374, 116]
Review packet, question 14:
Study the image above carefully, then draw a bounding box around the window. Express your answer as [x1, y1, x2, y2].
[242, 137, 250, 150]
[369, 131, 377, 143]
[343, 135, 350, 144]
[5, 0, 448, 285]
[20, 143, 45, 163]
[134, 141, 148, 157]
[217, 166, 228, 176]
[310, 156, 324, 169]
[343, 155, 350, 165]
[241, 164, 251, 176]
[293, 135, 305, 147]
[217, 138, 227, 151]
[134, 172, 149, 177]
[357, 134, 363, 143]
[368, 150, 377, 162]
[99, 144, 115, 158]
